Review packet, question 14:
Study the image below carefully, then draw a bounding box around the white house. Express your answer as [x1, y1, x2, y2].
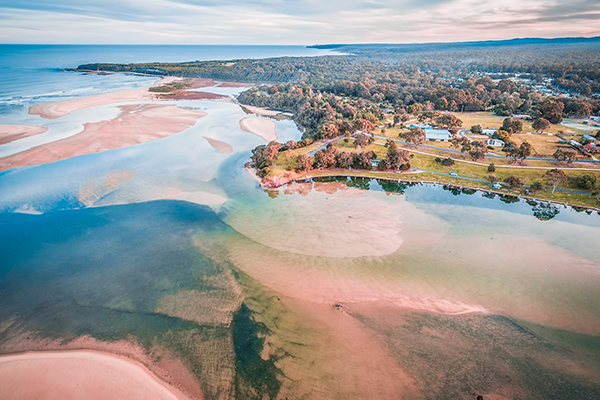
[481, 128, 497, 136]
[424, 129, 452, 141]
[486, 139, 505, 147]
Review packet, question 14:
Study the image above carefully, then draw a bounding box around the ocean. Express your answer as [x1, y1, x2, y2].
[1, 45, 600, 399]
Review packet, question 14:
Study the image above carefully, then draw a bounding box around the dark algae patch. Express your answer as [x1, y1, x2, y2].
[233, 303, 281, 400]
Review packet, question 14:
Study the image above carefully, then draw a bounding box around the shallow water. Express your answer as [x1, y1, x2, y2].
[1, 52, 600, 399]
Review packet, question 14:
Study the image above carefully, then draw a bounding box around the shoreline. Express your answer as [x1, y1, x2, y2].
[258, 168, 600, 212]
[0, 349, 191, 400]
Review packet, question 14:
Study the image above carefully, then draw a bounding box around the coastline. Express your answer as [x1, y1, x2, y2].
[258, 168, 600, 212]
[0, 349, 192, 400]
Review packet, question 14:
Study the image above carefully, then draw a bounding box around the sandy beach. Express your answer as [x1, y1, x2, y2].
[0, 125, 49, 145]
[0, 350, 188, 400]
[1, 104, 206, 171]
[239, 117, 278, 142]
[240, 104, 281, 116]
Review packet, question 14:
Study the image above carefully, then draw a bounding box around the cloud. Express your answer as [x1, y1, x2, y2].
[0, 0, 599, 44]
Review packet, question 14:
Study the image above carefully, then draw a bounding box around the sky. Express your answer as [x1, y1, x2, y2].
[1, 0, 600, 45]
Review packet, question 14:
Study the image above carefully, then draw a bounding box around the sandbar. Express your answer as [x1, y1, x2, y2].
[240, 104, 281, 116]
[218, 82, 251, 88]
[239, 117, 277, 142]
[0, 125, 49, 145]
[204, 137, 233, 154]
[28, 77, 181, 119]
[0, 350, 186, 400]
[1, 104, 206, 171]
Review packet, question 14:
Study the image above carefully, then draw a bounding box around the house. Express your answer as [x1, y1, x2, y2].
[424, 129, 451, 141]
[512, 114, 532, 120]
[569, 139, 582, 148]
[486, 139, 505, 147]
[482, 128, 497, 136]
[583, 143, 600, 154]
[582, 134, 597, 143]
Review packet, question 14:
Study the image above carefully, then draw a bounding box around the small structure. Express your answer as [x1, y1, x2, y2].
[582, 134, 597, 143]
[424, 129, 451, 141]
[491, 183, 502, 190]
[512, 114, 532, 120]
[569, 139, 582, 148]
[410, 123, 432, 129]
[486, 139, 505, 147]
[482, 128, 497, 136]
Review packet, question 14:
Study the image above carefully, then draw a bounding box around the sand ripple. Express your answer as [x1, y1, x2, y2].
[222, 182, 403, 258]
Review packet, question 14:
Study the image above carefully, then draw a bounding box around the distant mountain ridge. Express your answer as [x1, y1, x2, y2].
[309, 36, 600, 53]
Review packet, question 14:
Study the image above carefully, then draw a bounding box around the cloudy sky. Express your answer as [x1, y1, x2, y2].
[1, 0, 600, 44]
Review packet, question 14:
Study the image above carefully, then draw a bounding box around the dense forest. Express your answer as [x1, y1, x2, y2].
[78, 37, 600, 141]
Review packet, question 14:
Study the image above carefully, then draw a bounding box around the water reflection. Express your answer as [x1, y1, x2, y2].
[273, 177, 599, 223]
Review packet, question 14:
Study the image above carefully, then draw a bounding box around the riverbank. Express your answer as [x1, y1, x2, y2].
[258, 168, 600, 212]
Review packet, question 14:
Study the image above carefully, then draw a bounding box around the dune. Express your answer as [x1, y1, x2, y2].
[0, 350, 189, 400]
[1, 103, 206, 171]
[239, 117, 277, 142]
[0, 125, 49, 145]
[204, 137, 233, 154]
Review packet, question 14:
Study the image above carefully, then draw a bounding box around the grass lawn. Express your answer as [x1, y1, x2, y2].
[265, 137, 600, 209]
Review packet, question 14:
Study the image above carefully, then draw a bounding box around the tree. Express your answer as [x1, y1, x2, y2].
[504, 175, 523, 188]
[401, 128, 425, 147]
[508, 142, 532, 163]
[553, 149, 576, 163]
[407, 103, 423, 114]
[295, 154, 312, 172]
[502, 117, 523, 133]
[543, 169, 568, 193]
[530, 182, 543, 193]
[468, 140, 488, 161]
[532, 118, 551, 133]
[354, 132, 369, 147]
[492, 130, 511, 142]
[335, 151, 353, 169]
[488, 175, 499, 184]
[435, 114, 463, 129]
[488, 163, 496, 173]
[385, 148, 410, 170]
[577, 174, 597, 190]
[312, 145, 338, 169]
[471, 125, 482, 134]
[441, 158, 455, 166]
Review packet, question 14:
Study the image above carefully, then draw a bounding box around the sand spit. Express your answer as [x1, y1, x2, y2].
[29, 88, 155, 119]
[204, 137, 233, 154]
[218, 82, 251, 88]
[0, 350, 189, 400]
[28, 77, 182, 119]
[240, 104, 281, 116]
[0, 125, 48, 145]
[239, 117, 277, 142]
[1, 103, 206, 171]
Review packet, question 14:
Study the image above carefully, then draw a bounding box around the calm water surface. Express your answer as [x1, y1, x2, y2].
[0, 46, 599, 399]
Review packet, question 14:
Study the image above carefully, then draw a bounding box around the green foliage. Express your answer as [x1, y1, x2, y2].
[504, 175, 523, 188]
[577, 174, 597, 190]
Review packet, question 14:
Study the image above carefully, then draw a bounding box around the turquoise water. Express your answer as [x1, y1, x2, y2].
[0, 46, 599, 399]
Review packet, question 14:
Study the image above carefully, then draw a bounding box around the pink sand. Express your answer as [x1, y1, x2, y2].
[0, 350, 188, 400]
[0, 125, 49, 145]
[1, 103, 206, 171]
[239, 117, 278, 142]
